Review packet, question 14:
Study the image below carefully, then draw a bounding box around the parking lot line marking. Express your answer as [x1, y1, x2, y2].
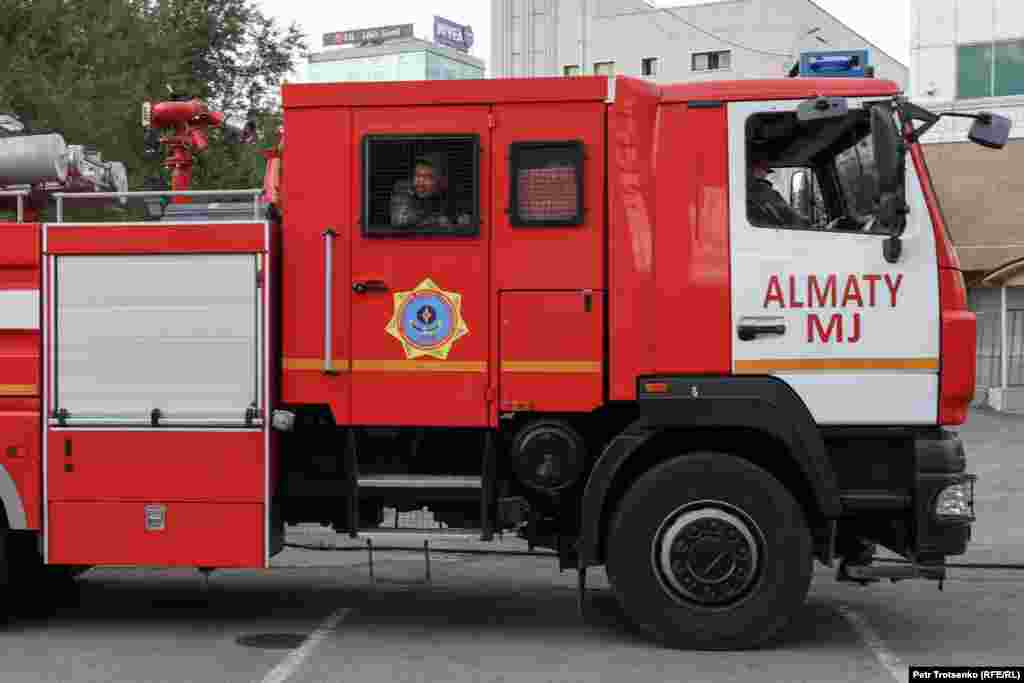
[837, 604, 907, 682]
[259, 607, 352, 683]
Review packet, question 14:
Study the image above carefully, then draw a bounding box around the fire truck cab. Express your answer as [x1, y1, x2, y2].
[0, 74, 1010, 650]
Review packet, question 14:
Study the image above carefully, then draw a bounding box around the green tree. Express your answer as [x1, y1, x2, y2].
[0, 0, 307, 220]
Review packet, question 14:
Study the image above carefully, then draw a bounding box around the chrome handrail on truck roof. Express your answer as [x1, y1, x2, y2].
[51, 189, 264, 222]
[0, 189, 30, 223]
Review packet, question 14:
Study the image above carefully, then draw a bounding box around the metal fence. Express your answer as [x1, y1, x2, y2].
[975, 309, 1024, 390]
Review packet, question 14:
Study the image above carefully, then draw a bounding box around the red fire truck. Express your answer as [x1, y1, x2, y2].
[0, 73, 1010, 650]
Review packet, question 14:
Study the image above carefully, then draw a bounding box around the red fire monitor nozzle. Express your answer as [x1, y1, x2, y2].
[143, 99, 253, 203]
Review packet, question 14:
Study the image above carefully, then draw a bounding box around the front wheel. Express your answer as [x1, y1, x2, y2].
[605, 452, 813, 650]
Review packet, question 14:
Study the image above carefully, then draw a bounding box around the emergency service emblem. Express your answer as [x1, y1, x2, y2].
[386, 278, 469, 359]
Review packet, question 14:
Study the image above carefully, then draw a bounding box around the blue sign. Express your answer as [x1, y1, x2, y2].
[434, 16, 474, 52]
[799, 50, 871, 78]
[400, 290, 456, 350]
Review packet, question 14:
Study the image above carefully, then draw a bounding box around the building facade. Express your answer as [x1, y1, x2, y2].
[305, 37, 485, 84]
[910, 0, 1024, 409]
[491, 0, 907, 87]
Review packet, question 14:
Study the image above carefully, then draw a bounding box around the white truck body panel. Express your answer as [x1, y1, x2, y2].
[728, 99, 940, 425]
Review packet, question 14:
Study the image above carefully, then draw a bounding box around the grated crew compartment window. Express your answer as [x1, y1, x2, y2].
[509, 141, 584, 227]
[363, 135, 480, 237]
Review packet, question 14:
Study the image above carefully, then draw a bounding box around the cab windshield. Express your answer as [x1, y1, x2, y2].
[746, 107, 890, 233]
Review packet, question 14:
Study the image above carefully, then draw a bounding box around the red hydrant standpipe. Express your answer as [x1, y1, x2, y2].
[147, 99, 222, 204]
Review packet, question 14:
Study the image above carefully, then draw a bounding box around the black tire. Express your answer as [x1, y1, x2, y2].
[605, 452, 813, 650]
[5, 532, 83, 612]
[0, 530, 9, 620]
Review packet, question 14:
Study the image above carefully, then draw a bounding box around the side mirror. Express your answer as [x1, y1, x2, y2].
[969, 112, 1011, 149]
[871, 104, 909, 256]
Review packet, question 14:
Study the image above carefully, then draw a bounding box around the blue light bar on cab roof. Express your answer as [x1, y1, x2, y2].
[799, 50, 871, 78]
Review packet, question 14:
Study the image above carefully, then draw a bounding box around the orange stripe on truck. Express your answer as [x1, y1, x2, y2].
[353, 360, 487, 373]
[283, 358, 349, 371]
[501, 361, 602, 374]
[0, 384, 38, 396]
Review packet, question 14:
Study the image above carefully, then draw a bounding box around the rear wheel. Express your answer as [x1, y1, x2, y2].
[0, 530, 10, 620]
[4, 532, 84, 614]
[605, 452, 813, 650]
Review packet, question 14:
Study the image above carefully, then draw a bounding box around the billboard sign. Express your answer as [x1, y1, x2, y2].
[799, 50, 871, 78]
[433, 16, 474, 52]
[323, 24, 414, 48]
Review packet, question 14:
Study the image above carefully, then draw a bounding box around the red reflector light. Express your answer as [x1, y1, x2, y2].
[939, 268, 975, 426]
[644, 382, 669, 394]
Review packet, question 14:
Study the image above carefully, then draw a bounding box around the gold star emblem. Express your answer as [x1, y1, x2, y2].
[385, 278, 469, 360]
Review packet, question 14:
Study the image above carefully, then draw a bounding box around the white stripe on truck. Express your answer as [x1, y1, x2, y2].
[0, 289, 39, 329]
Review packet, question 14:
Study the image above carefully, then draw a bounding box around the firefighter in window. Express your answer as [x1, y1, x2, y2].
[389, 154, 471, 229]
[747, 159, 811, 228]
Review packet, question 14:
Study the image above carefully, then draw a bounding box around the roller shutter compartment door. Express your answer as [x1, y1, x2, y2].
[53, 254, 260, 426]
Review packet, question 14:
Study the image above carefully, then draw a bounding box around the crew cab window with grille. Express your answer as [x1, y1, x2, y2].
[363, 135, 480, 237]
[745, 110, 890, 234]
[509, 141, 584, 227]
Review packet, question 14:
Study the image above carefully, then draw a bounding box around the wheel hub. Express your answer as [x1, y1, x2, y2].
[654, 505, 761, 607]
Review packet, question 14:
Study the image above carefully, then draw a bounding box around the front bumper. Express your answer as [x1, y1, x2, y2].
[915, 431, 976, 557]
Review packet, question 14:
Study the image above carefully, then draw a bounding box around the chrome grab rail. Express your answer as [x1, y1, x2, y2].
[0, 190, 30, 223]
[323, 228, 338, 375]
[52, 189, 264, 222]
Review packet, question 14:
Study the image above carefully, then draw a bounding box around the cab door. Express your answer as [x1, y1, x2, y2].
[349, 107, 491, 427]
[728, 98, 940, 425]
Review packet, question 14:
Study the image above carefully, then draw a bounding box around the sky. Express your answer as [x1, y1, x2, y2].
[253, 0, 911, 77]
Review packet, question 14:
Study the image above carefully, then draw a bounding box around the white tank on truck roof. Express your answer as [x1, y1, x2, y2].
[0, 133, 68, 186]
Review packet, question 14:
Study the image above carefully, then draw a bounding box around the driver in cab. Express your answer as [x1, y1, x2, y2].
[747, 160, 811, 228]
[390, 155, 471, 229]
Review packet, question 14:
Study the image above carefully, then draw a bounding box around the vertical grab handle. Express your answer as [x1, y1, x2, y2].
[322, 228, 338, 375]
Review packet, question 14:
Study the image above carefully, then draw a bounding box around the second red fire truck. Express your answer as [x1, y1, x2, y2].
[0, 70, 1011, 650]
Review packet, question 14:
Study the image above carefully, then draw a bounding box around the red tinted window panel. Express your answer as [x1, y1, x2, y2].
[517, 165, 579, 221]
[509, 141, 584, 226]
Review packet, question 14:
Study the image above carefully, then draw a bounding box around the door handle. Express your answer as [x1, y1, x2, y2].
[737, 317, 787, 341]
[353, 280, 389, 294]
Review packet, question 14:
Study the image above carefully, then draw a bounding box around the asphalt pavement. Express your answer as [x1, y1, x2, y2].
[0, 408, 1021, 683]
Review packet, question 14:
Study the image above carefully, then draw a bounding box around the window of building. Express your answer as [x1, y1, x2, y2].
[362, 135, 480, 237]
[594, 61, 615, 76]
[958, 39, 1024, 98]
[563, 64, 580, 77]
[642, 57, 659, 76]
[745, 110, 890, 234]
[692, 50, 731, 72]
[509, 141, 584, 227]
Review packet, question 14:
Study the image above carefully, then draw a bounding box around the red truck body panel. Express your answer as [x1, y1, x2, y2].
[278, 75, 914, 415]
[279, 107, 353, 420]
[652, 103, 733, 379]
[46, 431, 265, 566]
[281, 78, 614, 426]
[660, 78, 901, 103]
[0, 223, 41, 530]
[33, 220, 277, 568]
[350, 106, 492, 428]
[282, 77, 610, 110]
[607, 77, 658, 401]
